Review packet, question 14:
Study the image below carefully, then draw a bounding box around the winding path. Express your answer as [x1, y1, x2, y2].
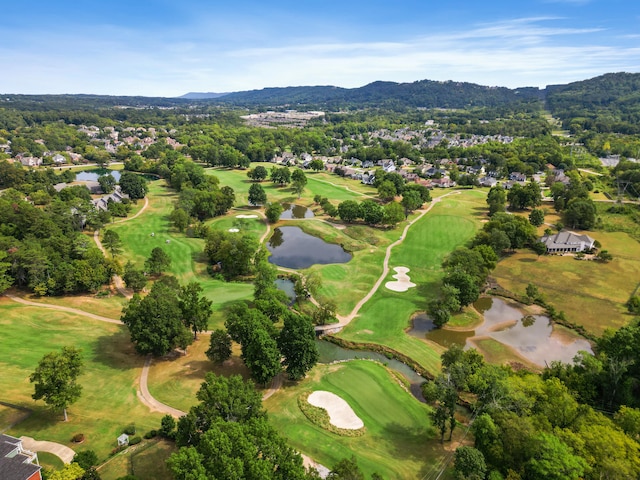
[315, 191, 459, 332]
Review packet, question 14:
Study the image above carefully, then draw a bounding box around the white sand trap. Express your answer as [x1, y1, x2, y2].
[385, 266, 416, 292]
[236, 214, 258, 219]
[307, 391, 364, 430]
[228, 228, 240, 232]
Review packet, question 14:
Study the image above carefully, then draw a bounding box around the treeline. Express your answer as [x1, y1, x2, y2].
[424, 344, 640, 479]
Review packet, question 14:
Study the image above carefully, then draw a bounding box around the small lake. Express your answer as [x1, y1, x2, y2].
[75, 169, 121, 182]
[423, 297, 593, 367]
[279, 203, 314, 219]
[316, 340, 426, 402]
[267, 226, 351, 269]
[274, 278, 296, 303]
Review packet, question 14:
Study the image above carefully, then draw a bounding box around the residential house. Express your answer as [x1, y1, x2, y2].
[92, 186, 129, 212]
[538, 231, 595, 254]
[0, 434, 42, 480]
[382, 160, 396, 173]
[52, 154, 66, 165]
[17, 155, 42, 167]
[431, 178, 456, 188]
[509, 172, 527, 182]
[479, 177, 498, 188]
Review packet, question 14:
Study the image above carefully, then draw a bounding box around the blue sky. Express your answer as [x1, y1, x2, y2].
[2, 0, 638, 96]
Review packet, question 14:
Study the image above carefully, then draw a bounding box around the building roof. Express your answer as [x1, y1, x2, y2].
[0, 434, 41, 480]
[539, 231, 595, 249]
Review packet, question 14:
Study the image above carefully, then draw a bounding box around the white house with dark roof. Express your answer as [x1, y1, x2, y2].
[0, 434, 41, 480]
[539, 231, 595, 254]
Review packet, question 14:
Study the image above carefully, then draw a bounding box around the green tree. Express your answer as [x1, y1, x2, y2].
[291, 169, 307, 198]
[121, 278, 192, 356]
[328, 456, 365, 480]
[309, 159, 324, 171]
[170, 207, 190, 233]
[265, 202, 284, 223]
[248, 183, 267, 206]
[526, 433, 587, 480]
[179, 281, 213, 339]
[49, 463, 85, 480]
[377, 180, 397, 201]
[338, 200, 361, 223]
[383, 201, 405, 227]
[486, 186, 506, 217]
[243, 327, 282, 385]
[247, 165, 268, 182]
[278, 312, 319, 381]
[73, 450, 98, 470]
[528, 208, 545, 227]
[30, 347, 84, 422]
[401, 190, 422, 217]
[454, 446, 487, 480]
[444, 270, 480, 307]
[102, 229, 123, 257]
[531, 241, 547, 257]
[145, 247, 172, 275]
[206, 329, 232, 364]
[160, 414, 177, 439]
[98, 174, 116, 194]
[359, 199, 384, 225]
[122, 261, 147, 292]
[118, 171, 148, 200]
[564, 198, 596, 229]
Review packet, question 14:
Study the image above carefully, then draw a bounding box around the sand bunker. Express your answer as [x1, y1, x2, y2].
[236, 214, 258, 219]
[385, 266, 416, 292]
[307, 391, 364, 430]
[228, 228, 240, 232]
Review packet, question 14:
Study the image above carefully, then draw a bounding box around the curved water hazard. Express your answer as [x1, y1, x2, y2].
[423, 297, 593, 367]
[267, 226, 351, 269]
[75, 169, 122, 182]
[316, 340, 426, 402]
[280, 203, 314, 219]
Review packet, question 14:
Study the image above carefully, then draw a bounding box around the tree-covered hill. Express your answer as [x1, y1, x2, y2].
[545, 72, 640, 134]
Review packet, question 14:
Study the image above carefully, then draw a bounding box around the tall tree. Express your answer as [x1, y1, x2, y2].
[248, 183, 267, 206]
[179, 281, 213, 339]
[145, 246, 172, 275]
[206, 329, 232, 364]
[30, 347, 84, 421]
[278, 312, 319, 381]
[101, 229, 123, 258]
[118, 171, 148, 200]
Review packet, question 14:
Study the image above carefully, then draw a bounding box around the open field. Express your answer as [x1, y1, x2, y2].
[338, 191, 485, 375]
[0, 298, 162, 461]
[10, 293, 128, 320]
[107, 181, 254, 327]
[99, 439, 176, 480]
[264, 360, 446, 480]
[492, 230, 640, 336]
[146, 335, 251, 413]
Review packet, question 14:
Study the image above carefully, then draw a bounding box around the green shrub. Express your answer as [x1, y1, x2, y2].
[143, 430, 157, 439]
[128, 436, 142, 445]
[71, 433, 85, 443]
[123, 424, 136, 435]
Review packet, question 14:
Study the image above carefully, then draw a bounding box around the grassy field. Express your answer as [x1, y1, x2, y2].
[492, 230, 640, 336]
[99, 439, 176, 480]
[264, 360, 449, 480]
[0, 298, 162, 461]
[146, 334, 251, 413]
[107, 181, 254, 328]
[338, 191, 486, 375]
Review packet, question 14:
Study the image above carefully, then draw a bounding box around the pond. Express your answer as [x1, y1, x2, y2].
[316, 340, 426, 402]
[267, 226, 351, 269]
[279, 203, 314, 219]
[274, 278, 296, 303]
[423, 297, 593, 367]
[75, 169, 121, 182]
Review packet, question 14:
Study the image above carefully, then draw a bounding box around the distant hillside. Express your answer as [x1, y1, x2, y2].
[180, 92, 229, 99]
[546, 72, 640, 133]
[212, 79, 543, 109]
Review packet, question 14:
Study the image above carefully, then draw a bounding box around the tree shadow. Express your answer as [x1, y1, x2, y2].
[519, 257, 538, 263]
[92, 330, 141, 371]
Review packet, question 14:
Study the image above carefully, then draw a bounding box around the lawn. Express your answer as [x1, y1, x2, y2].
[107, 181, 254, 327]
[492, 230, 640, 336]
[264, 360, 447, 480]
[99, 439, 176, 480]
[146, 334, 251, 413]
[338, 191, 486, 375]
[0, 298, 162, 462]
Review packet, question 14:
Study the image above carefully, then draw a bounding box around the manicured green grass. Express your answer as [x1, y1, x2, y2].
[13, 293, 127, 320]
[107, 181, 254, 325]
[339, 191, 486, 375]
[264, 360, 443, 480]
[206, 164, 373, 207]
[0, 299, 162, 461]
[37, 452, 65, 471]
[492, 231, 640, 336]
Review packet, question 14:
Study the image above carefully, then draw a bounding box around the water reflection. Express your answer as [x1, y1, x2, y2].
[424, 297, 593, 366]
[280, 203, 314, 219]
[75, 170, 122, 182]
[267, 226, 351, 269]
